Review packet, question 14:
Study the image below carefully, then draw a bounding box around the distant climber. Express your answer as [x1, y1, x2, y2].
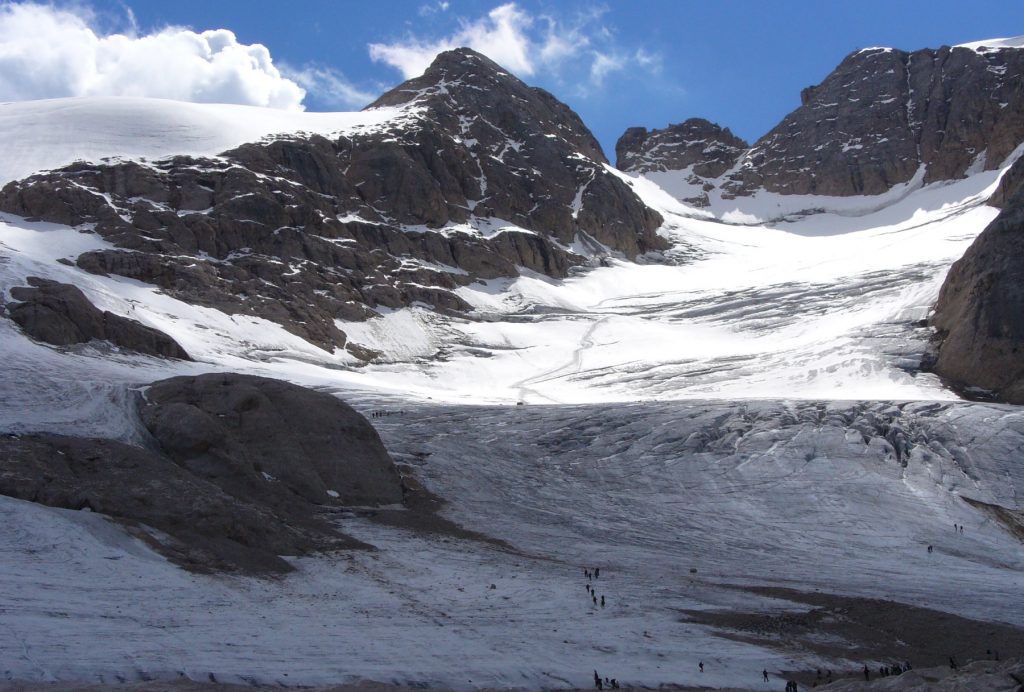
[699, 661, 704, 673]
[601, 595, 605, 607]
[863, 664, 870, 680]
[949, 656, 958, 670]
[927, 544, 933, 553]
[595, 567, 600, 578]
[763, 669, 769, 682]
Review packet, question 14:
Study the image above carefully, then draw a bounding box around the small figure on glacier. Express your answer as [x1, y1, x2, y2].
[600, 595, 605, 607]
[927, 544, 933, 553]
[763, 668, 769, 682]
[699, 661, 704, 673]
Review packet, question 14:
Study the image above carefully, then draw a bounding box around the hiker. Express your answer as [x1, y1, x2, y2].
[595, 567, 600, 578]
[593, 594, 597, 605]
[949, 656, 958, 670]
[863, 664, 870, 680]
[601, 595, 605, 607]
[927, 544, 933, 553]
[611, 679, 618, 689]
[763, 669, 769, 682]
[699, 661, 703, 673]
[960, 524, 964, 534]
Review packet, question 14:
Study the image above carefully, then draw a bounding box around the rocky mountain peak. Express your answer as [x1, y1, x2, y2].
[0, 48, 663, 355]
[616, 118, 748, 175]
[617, 39, 1024, 206]
[369, 47, 607, 164]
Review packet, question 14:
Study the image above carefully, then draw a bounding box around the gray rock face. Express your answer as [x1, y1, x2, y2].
[0, 48, 664, 352]
[989, 154, 1024, 209]
[0, 432, 352, 574]
[930, 188, 1024, 402]
[615, 119, 748, 205]
[0, 373, 407, 574]
[617, 44, 1024, 200]
[6, 277, 190, 360]
[140, 373, 404, 508]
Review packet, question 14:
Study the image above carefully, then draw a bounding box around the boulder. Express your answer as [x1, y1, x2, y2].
[140, 373, 404, 507]
[0, 433, 353, 574]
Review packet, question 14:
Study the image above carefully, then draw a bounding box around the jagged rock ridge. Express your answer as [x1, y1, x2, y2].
[617, 42, 1024, 201]
[0, 48, 664, 353]
[615, 119, 748, 207]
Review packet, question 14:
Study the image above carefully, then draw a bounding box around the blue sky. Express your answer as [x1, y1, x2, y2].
[3, 1, 1024, 160]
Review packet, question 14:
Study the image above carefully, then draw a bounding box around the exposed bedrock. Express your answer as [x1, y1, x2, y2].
[0, 373, 407, 574]
[5, 276, 190, 360]
[617, 43, 1024, 199]
[931, 187, 1024, 402]
[0, 48, 664, 352]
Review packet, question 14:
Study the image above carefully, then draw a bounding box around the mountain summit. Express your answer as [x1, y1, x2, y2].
[618, 40, 1024, 206]
[0, 48, 663, 354]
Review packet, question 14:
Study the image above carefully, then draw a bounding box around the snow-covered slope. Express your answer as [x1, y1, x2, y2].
[1, 91, 1024, 691]
[0, 96, 403, 185]
[957, 34, 1024, 51]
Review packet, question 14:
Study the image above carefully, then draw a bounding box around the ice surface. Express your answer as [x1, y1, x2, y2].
[0, 96, 1022, 689]
[1, 398, 1022, 689]
[0, 96, 403, 185]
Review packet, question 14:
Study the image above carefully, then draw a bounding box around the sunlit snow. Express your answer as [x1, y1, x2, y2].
[1, 96, 1022, 690]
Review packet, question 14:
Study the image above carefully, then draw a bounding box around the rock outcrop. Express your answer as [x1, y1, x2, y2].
[617, 42, 1024, 201]
[0, 48, 664, 352]
[930, 187, 1024, 402]
[0, 373, 407, 574]
[614, 119, 748, 206]
[989, 154, 1024, 209]
[0, 433, 352, 574]
[140, 373, 404, 508]
[6, 277, 190, 359]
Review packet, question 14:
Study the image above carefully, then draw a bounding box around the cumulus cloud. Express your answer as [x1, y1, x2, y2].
[367, 2, 658, 93]
[0, 2, 306, 108]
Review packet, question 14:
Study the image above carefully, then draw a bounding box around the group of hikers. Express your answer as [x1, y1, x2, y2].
[370, 409, 405, 418]
[584, 567, 606, 608]
[930, 522, 968, 552]
[863, 661, 911, 680]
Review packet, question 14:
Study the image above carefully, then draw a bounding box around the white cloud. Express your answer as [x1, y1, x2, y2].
[367, 2, 659, 93]
[418, 1, 450, 16]
[0, 2, 305, 108]
[283, 65, 378, 109]
[589, 51, 626, 87]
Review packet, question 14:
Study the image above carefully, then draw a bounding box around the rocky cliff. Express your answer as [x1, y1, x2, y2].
[0, 48, 664, 354]
[615, 119, 748, 207]
[617, 41, 1024, 201]
[930, 185, 1024, 402]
